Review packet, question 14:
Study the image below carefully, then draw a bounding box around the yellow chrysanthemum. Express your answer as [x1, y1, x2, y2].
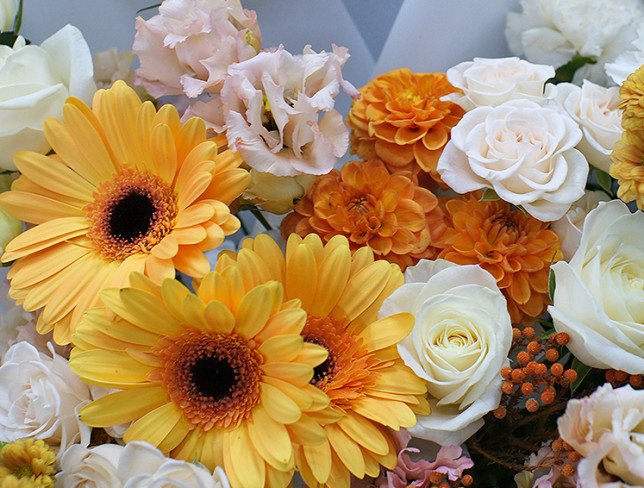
[0, 439, 56, 488]
[610, 129, 644, 210]
[70, 271, 329, 488]
[619, 64, 644, 132]
[0, 81, 250, 344]
[215, 234, 429, 488]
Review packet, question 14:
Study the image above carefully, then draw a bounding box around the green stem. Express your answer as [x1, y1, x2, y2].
[13, 0, 23, 35]
[250, 208, 273, 231]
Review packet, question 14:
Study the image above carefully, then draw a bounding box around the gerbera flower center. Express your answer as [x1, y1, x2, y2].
[157, 331, 262, 430]
[86, 169, 178, 260]
[303, 316, 379, 413]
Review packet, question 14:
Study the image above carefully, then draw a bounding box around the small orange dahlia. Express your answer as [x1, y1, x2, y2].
[435, 193, 563, 324]
[280, 160, 446, 270]
[346, 68, 464, 184]
[619, 64, 644, 132]
[215, 234, 429, 488]
[610, 129, 644, 210]
[0, 81, 250, 344]
[71, 271, 329, 488]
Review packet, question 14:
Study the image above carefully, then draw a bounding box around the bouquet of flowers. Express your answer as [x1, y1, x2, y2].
[0, 0, 641, 487]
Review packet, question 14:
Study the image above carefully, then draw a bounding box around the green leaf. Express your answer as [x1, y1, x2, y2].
[594, 167, 613, 196]
[13, 0, 23, 35]
[0, 31, 18, 47]
[570, 358, 592, 394]
[548, 268, 556, 301]
[480, 188, 500, 201]
[547, 54, 597, 85]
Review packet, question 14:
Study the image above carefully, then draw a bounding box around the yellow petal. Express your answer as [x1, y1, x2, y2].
[247, 407, 293, 470]
[338, 413, 389, 456]
[303, 441, 333, 484]
[235, 284, 274, 339]
[309, 242, 351, 317]
[151, 123, 177, 185]
[333, 261, 391, 322]
[326, 424, 366, 477]
[285, 241, 317, 310]
[258, 335, 303, 363]
[124, 402, 183, 449]
[260, 382, 302, 425]
[70, 349, 153, 387]
[79, 387, 167, 427]
[357, 313, 414, 352]
[203, 299, 235, 333]
[226, 428, 266, 488]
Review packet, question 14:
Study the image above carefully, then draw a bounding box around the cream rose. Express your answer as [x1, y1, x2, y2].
[437, 99, 588, 222]
[219, 45, 358, 176]
[0, 0, 17, 32]
[443, 57, 555, 111]
[134, 0, 261, 98]
[0, 341, 91, 451]
[505, 0, 644, 86]
[556, 81, 622, 173]
[558, 384, 644, 486]
[549, 201, 644, 374]
[242, 170, 315, 214]
[58, 441, 231, 488]
[550, 190, 610, 261]
[0, 25, 95, 170]
[380, 259, 513, 445]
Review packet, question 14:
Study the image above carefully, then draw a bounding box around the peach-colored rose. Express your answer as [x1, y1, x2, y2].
[133, 0, 261, 98]
[558, 383, 644, 486]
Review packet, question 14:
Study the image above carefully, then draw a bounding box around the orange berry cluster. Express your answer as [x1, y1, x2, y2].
[550, 437, 582, 479]
[497, 328, 575, 414]
[605, 369, 643, 389]
[428, 471, 474, 488]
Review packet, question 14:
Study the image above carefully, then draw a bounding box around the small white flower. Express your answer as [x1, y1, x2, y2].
[0, 25, 95, 170]
[443, 57, 555, 111]
[57, 441, 231, 488]
[380, 259, 513, 445]
[437, 99, 588, 222]
[0, 0, 17, 32]
[550, 190, 610, 261]
[506, 0, 644, 86]
[219, 45, 358, 176]
[555, 81, 622, 172]
[558, 384, 644, 486]
[0, 341, 91, 452]
[549, 201, 644, 374]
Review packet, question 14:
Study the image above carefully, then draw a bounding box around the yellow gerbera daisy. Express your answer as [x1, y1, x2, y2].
[70, 271, 329, 488]
[214, 234, 429, 488]
[0, 81, 250, 344]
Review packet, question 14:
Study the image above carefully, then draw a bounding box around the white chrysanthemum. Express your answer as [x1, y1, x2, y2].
[506, 0, 644, 86]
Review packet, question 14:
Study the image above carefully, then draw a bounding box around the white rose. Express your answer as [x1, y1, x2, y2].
[380, 259, 513, 445]
[436, 99, 589, 222]
[58, 441, 231, 488]
[0, 0, 17, 32]
[220, 45, 358, 176]
[505, 0, 644, 86]
[550, 190, 610, 261]
[549, 201, 644, 374]
[558, 384, 644, 486]
[0, 341, 91, 451]
[556, 81, 622, 173]
[0, 24, 95, 170]
[605, 25, 644, 86]
[443, 57, 556, 111]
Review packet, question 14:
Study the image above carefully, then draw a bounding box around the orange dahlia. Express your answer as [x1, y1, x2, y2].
[71, 271, 329, 488]
[436, 193, 563, 324]
[280, 160, 446, 270]
[618, 64, 644, 132]
[215, 234, 429, 488]
[346, 68, 464, 184]
[0, 81, 250, 344]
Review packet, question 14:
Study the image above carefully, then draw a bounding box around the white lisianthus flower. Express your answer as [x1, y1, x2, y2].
[550, 190, 610, 261]
[605, 25, 644, 86]
[134, 0, 261, 98]
[549, 201, 644, 374]
[0, 341, 91, 451]
[57, 441, 231, 488]
[558, 384, 644, 486]
[380, 259, 513, 445]
[0, 0, 17, 32]
[443, 57, 556, 111]
[0, 24, 95, 170]
[436, 99, 588, 222]
[218, 45, 358, 176]
[555, 81, 622, 173]
[506, 0, 644, 86]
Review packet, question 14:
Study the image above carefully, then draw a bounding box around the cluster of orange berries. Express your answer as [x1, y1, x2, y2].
[549, 437, 582, 479]
[427, 472, 474, 488]
[605, 369, 643, 389]
[495, 328, 576, 416]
